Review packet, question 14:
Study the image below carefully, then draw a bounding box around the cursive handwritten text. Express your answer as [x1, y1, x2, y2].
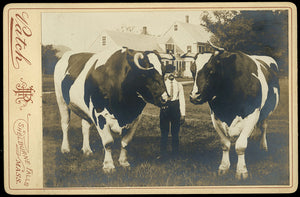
[10, 12, 32, 69]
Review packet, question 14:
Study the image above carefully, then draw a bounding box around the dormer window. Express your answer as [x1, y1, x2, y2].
[174, 24, 178, 31]
[166, 43, 175, 54]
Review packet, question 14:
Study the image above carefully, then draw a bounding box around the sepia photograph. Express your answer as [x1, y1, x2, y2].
[3, 3, 297, 194]
[42, 9, 290, 187]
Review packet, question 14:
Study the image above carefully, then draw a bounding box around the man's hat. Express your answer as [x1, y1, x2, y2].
[165, 64, 175, 73]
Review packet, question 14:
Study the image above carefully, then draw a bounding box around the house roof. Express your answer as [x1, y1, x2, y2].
[105, 30, 164, 52]
[166, 37, 175, 44]
[178, 21, 213, 43]
[163, 21, 213, 43]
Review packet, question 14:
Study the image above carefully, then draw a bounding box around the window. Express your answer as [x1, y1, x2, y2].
[174, 24, 178, 31]
[187, 46, 192, 53]
[166, 44, 175, 54]
[198, 45, 205, 53]
[102, 36, 106, 46]
[198, 43, 214, 53]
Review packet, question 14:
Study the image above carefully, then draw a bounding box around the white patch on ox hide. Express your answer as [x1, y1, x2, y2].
[195, 53, 212, 72]
[69, 55, 99, 116]
[54, 51, 75, 89]
[191, 53, 212, 96]
[249, 56, 269, 109]
[147, 53, 162, 75]
[101, 108, 124, 135]
[88, 96, 123, 135]
[211, 108, 261, 139]
[191, 81, 199, 96]
[251, 55, 279, 71]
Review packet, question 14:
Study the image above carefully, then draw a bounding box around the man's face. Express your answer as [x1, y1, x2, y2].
[165, 72, 175, 81]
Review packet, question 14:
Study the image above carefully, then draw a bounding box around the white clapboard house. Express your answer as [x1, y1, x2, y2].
[89, 16, 213, 78]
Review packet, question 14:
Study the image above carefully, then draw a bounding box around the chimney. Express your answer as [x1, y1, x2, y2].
[185, 15, 189, 23]
[142, 26, 147, 35]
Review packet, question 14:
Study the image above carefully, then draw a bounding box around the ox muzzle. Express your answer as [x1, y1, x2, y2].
[189, 92, 203, 104]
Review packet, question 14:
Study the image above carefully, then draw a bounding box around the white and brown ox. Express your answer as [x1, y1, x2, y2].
[189, 43, 280, 180]
[54, 47, 172, 173]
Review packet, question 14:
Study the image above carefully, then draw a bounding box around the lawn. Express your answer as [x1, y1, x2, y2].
[43, 76, 290, 187]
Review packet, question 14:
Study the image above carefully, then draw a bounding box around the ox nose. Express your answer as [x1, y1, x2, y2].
[190, 92, 201, 103]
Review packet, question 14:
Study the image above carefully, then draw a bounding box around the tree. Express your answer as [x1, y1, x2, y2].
[116, 25, 142, 34]
[201, 10, 288, 74]
[42, 45, 59, 75]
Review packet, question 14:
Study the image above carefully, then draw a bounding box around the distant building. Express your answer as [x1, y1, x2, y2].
[89, 16, 213, 78]
[90, 28, 164, 52]
[161, 16, 214, 77]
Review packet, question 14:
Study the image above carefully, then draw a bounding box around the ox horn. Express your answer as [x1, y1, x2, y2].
[208, 41, 225, 51]
[134, 52, 153, 71]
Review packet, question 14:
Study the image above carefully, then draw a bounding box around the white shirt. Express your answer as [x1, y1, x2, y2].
[164, 78, 186, 116]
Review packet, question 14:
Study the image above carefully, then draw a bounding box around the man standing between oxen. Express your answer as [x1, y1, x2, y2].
[158, 64, 186, 161]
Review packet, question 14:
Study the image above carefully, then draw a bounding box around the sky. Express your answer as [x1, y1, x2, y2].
[42, 11, 208, 51]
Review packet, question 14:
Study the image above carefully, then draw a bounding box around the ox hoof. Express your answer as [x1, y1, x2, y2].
[218, 168, 229, 176]
[81, 148, 93, 156]
[235, 171, 249, 180]
[103, 162, 116, 174]
[103, 167, 116, 174]
[218, 164, 230, 176]
[61, 146, 70, 154]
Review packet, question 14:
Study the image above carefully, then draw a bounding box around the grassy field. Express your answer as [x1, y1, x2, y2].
[43, 75, 289, 187]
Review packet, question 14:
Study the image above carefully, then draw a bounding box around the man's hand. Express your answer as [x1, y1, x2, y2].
[180, 116, 185, 125]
